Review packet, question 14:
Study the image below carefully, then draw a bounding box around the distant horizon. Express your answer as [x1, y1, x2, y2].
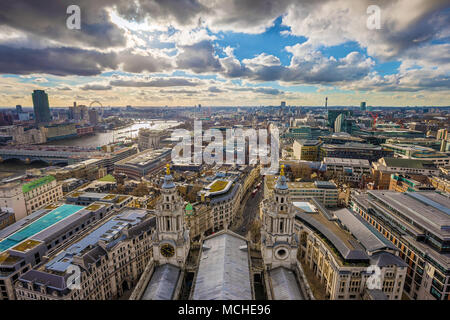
[1, 104, 449, 109]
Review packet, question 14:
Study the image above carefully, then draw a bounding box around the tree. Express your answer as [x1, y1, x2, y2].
[132, 182, 149, 197]
[291, 163, 312, 180]
[112, 184, 126, 194]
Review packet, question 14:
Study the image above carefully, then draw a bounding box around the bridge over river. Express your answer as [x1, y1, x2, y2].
[0, 145, 103, 165]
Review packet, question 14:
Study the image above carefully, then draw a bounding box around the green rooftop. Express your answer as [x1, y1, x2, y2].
[22, 175, 56, 193]
[98, 174, 116, 183]
[383, 157, 435, 169]
[209, 180, 228, 192]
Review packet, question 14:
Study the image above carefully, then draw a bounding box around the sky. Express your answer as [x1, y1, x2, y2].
[0, 0, 449, 107]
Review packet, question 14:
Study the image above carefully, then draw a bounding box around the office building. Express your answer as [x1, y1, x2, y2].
[114, 148, 171, 179]
[32, 90, 52, 124]
[319, 142, 393, 162]
[328, 110, 353, 129]
[351, 191, 450, 300]
[264, 176, 338, 207]
[0, 203, 112, 300]
[323, 157, 371, 183]
[137, 129, 162, 152]
[198, 176, 242, 231]
[0, 183, 27, 221]
[295, 199, 406, 300]
[371, 158, 439, 190]
[381, 143, 449, 166]
[293, 140, 322, 161]
[14, 208, 154, 300]
[389, 174, 435, 192]
[22, 176, 63, 215]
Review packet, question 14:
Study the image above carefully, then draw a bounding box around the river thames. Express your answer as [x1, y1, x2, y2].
[0, 120, 180, 177]
[44, 120, 180, 148]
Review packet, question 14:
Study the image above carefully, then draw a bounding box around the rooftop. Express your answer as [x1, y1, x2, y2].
[367, 191, 450, 239]
[98, 174, 116, 183]
[323, 157, 371, 167]
[141, 264, 181, 300]
[294, 204, 369, 263]
[269, 267, 304, 300]
[11, 239, 42, 253]
[0, 204, 85, 253]
[332, 208, 396, 253]
[116, 148, 171, 168]
[382, 157, 437, 170]
[22, 175, 55, 193]
[45, 209, 147, 273]
[192, 231, 252, 300]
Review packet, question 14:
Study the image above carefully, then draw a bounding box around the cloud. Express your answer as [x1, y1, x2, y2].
[119, 50, 174, 73]
[80, 84, 112, 91]
[208, 86, 226, 93]
[230, 87, 283, 95]
[110, 77, 201, 87]
[0, 1, 127, 48]
[282, 0, 449, 60]
[0, 45, 117, 76]
[176, 40, 223, 73]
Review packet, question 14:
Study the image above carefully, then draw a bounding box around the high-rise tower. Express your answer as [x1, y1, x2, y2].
[32, 90, 52, 124]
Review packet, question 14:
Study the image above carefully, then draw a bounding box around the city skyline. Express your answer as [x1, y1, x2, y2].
[0, 1, 449, 107]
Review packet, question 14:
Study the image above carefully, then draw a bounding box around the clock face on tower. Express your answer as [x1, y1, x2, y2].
[160, 243, 175, 258]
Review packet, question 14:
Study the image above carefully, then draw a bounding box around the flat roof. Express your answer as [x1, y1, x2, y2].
[22, 175, 55, 193]
[323, 157, 371, 167]
[116, 148, 171, 168]
[368, 191, 450, 239]
[382, 157, 437, 169]
[333, 208, 396, 253]
[269, 267, 304, 300]
[141, 264, 180, 300]
[0, 204, 84, 253]
[45, 209, 147, 273]
[295, 208, 369, 262]
[192, 232, 252, 300]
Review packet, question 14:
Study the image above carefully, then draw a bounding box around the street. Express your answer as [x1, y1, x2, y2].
[231, 179, 264, 237]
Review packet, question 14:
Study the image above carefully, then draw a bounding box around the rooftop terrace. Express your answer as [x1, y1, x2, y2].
[0, 204, 84, 253]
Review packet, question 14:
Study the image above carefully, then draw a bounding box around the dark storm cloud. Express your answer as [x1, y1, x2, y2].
[119, 51, 173, 73]
[0, 45, 117, 76]
[0, 1, 126, 48]
[176, 41, 223, 73]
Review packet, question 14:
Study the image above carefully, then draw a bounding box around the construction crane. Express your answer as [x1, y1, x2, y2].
[369, 111, 378, 130]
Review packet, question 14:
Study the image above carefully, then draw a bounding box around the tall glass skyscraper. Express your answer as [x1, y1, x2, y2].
[32, 90, 52, 124]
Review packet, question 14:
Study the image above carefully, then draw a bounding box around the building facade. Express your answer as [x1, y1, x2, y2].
[295, 200, 406, 300]
[23, 176, 63, 214]
[14, 209, 155, 300]
[32, 90, 52, 124]
[351, 191, 450, 300]
[293, 140, 322, 161]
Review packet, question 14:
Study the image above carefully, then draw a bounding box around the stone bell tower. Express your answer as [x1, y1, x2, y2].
[261, 165, 298, 270]
[152, 164, 190, 268]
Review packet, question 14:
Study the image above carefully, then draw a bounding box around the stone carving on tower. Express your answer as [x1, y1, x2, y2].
[261, 165, 298, 270]
[152, 164, 190, 268]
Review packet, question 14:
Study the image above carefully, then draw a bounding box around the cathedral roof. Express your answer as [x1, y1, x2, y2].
[269, 267, 304, 300]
